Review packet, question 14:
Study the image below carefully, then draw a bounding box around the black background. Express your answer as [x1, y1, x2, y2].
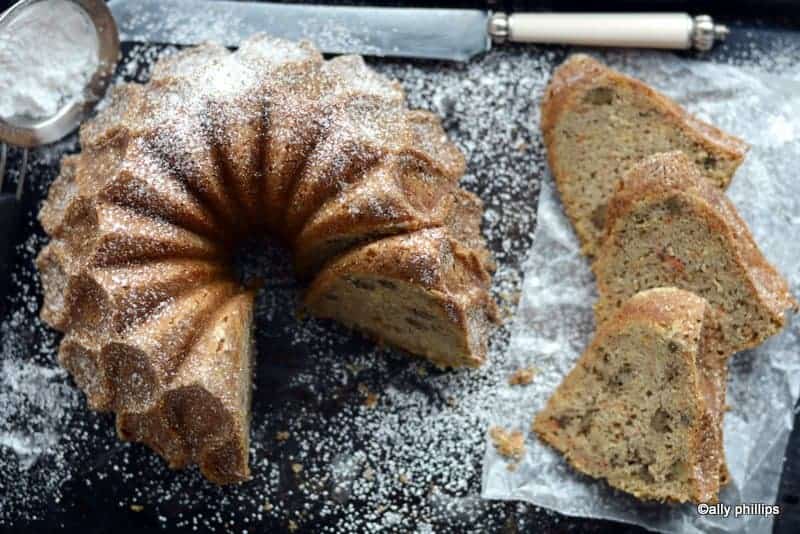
[1, 1, 799, 533]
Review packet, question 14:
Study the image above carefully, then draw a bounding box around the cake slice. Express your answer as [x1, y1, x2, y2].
[593, 152, 797, 357]
[541, 54, 748, 257]
[534, 288, 726, 503]
[304, 228, 498, 368]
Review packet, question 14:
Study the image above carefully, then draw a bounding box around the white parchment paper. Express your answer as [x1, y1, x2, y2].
[482, 52, 800, 534]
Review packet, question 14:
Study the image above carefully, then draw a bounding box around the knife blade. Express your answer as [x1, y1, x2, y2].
[108, 0, 728, 61]
[108, 0, 490, 61]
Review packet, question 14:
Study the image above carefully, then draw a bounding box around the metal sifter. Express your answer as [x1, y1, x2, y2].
[0, 0, 118, 286]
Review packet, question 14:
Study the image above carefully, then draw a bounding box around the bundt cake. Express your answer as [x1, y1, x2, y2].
[541, 54, 748, 257]
[593, 152, 797, 358]
[36, 35, 497, 484]
[534, 288, 727, 503]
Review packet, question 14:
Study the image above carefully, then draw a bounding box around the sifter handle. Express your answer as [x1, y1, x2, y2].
[0, 193, 22, 290]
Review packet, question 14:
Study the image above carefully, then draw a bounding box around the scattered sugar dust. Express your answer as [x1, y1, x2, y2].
[0, 40, 556, 531]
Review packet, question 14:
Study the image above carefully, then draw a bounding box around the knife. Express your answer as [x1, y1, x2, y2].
[108, 0, 729, 62]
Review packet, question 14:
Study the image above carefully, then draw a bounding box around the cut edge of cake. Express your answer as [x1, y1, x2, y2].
[304, 227, 499, 369]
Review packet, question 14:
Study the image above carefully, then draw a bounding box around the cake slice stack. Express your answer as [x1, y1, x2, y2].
[535, 55, 796, 503]
[541, 54, 748, 258]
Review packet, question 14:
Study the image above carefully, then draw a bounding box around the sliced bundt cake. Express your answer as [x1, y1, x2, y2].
[534, 288, 727, 503]
[304, 228, 499, 368]
[541, 54, 748, 257]
[36, 35, 496, 483]
[593, 152, 797, 357]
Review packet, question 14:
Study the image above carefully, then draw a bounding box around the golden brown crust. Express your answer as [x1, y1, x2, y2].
[541, 54, 748, 161]
[306, 228, 493, 306]
[116, 291, 255, 484]
[293, 175, 490, 277]
[304, 228, 498, 368]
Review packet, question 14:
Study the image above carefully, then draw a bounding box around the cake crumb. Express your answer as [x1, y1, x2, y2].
[262, 500, 273, 512]
[508, 367, 536, 386]
[345, 362, 363, 374]
[130, 504, 144, 512]
[288, 519, 299, 532]
[275, 431, 290, 442]
[291, 463, 303, 474]
[364, 392, 379, 407]
[489, 426, 525, 461]
[359, 384, 379, 408]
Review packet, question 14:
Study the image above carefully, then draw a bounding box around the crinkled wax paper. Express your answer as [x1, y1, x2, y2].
[482, 52, 800, 534]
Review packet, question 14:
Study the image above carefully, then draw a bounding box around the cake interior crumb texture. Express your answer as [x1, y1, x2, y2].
[534, 288, 726, 504]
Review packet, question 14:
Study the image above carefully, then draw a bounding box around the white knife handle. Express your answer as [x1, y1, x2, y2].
[489, 13, 729, 51]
